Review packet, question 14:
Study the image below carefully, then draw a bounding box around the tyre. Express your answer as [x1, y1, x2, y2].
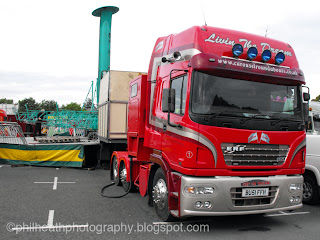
[112, 156, 120, 186]
[152, 168, 175, 222]
[303, 175, 319, 204]
[119, 162, 134, 192]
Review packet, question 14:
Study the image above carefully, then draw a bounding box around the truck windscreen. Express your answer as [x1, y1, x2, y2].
[190, 71, 304, 131]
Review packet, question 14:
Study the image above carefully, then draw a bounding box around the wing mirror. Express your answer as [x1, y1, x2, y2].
[303, 92, 310, 102]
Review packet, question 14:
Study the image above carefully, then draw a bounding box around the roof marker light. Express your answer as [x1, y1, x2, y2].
[275, 52, 285, 65]
[261, 49, 272, 62]
[232, 44, 243, 58]
[247, 47, 258, 60]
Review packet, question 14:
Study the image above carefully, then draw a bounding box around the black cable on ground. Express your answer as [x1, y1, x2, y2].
[100, 157, 132, 198]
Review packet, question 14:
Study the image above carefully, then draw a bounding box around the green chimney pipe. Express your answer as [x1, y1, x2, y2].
[92, 6, 119, 104]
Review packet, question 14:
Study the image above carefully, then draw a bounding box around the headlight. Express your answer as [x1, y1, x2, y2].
[185, 186, 214, 194]
[289, 183, 301, 192]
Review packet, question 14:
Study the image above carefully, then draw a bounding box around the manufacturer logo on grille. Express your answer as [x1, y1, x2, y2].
[225, 145, 246, 153]
[241, 180, 271, 187]
[248, 132, 270, 144]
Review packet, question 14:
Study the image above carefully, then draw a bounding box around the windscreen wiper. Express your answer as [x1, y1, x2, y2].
[204, 112, 222, 122]
[240, 114, 270, 124]
[203, 112, 234, 122]
[271, 117, 301, 126]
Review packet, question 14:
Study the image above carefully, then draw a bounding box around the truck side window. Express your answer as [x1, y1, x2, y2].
[131, 83, 138, 98]
[171, 75, 187, 115]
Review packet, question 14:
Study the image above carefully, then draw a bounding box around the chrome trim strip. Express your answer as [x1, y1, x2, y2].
[289, 139, 306, 167]
[151, 117, 218, 166]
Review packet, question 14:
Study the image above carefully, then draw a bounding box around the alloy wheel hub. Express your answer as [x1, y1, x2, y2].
[152, 179, 168, 210]
[120, 168, 127, 182]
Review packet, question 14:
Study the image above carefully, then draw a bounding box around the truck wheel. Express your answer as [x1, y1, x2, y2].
[152, 168, 175, 222]
[119, 162, 134, 192]
[303, 175, 319, 204]
[112, 156, 120, 186]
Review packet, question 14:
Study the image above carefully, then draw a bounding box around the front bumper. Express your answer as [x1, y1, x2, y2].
[179, 175, 303, 217]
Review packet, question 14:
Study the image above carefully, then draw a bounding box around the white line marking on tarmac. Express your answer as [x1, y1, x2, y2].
[10, 210, 90, 231]
[47, 210, 55, 227]
[34, 177, 75, 190]
[265, 211, 310, 217]
[10, 209, 90, 231]
[53, 177, 58, 190]
[34, 182, 53, 183]
[153, 222, 171, 225]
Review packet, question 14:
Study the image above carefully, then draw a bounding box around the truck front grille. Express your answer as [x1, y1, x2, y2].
[230, 186, 278, 206]
[221, 143, 289, 166]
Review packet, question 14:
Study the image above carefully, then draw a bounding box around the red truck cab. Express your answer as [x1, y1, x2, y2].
[112, 26, 308, 221]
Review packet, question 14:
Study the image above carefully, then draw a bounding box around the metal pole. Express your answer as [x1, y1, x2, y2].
[92, 6, 119, 104]
[91, 81, 94, 111]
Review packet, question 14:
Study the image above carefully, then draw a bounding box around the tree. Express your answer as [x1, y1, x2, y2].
[311, 95, 320, 102]
[82, 98, 97, 111]
[62, 102, 81, 111]
[83, 98, 92, 109]
[18, 97, 39, 112]
[0, 98, 13, 104]
[39, 100, 57, 111]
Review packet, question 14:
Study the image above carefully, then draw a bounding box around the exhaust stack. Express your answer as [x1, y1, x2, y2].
[92, 6, 119, 103]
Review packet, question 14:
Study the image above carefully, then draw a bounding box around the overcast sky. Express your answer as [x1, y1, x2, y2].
[0, 0, 319, 106]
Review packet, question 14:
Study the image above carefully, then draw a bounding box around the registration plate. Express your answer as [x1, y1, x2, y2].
[241, 188, 269, 197]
